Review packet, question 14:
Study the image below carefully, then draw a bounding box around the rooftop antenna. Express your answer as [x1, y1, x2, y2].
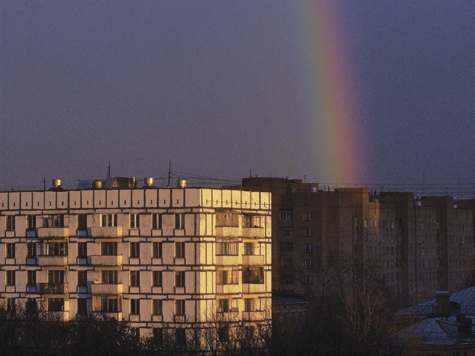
[167, 161, 172, 187]
[43, 178, 46, 191]
[107, 162, 111, 179]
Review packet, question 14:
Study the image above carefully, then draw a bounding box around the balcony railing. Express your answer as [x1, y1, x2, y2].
[90, 226, 123, 238]
[92, 311, 122, 321]
[242, 255, 265, 265]
[90, 255, 123, 266]
[242, 227, 266, 238]
[91, 283, 123, 294]
[37, 255, 68, 266]
[37, 227, 70, 238]
[44, 311, 70, 321]
[38, 283, 68, 294]
[242, 311, 266, 321]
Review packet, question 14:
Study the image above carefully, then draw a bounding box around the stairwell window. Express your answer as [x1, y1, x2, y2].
[175, 242, 185, 258]
[175, 271, 185, 287]
[152, 242, 162, 258]
[152, 299, 162, 315]
[6, 216, 15, 231]
[152, 271, 162, 287]
[130, 271, 140, 287]
[175, 213, 185, 229]
[6, 243, 15, 258]
[152, 213, 162, 230]
[130, 242, 140, 258]
[130, 299, 140, 314]
[129, 214, 140, 229]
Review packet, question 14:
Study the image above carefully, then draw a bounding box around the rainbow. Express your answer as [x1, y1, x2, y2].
[296, 1, 364, 185]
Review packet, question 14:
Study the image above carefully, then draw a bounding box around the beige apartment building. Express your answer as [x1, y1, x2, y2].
[0, 178, 272, 342]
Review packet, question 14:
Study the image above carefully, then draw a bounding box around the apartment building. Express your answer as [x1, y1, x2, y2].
[242, 177, 474, 307]
[0, 178, 272, 342]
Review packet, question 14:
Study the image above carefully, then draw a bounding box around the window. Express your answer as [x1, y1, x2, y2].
[175, 213, 185, 229]
[48, 298, 64, 312]
[130, 299, 140, 314]
[48, 270, 64, 283]
[304, 259, 312, 269]
[77, 242, 87, 257]
[100, 214, 117, 227]
[175, 300, 185, 315]
[303, 275, 313, 285]
[77, 298, 87, 315]
[152, 271, 162, 287]
[130, 271, 140, 287]
[152, 213, 162, 230]
[101, 242, 117, 256]
[78, 271, 88, 286]
[281, 275, 293, 284]
[176, 328, 186, 346]
[302, 212, 312, 222]
[27, 243, 36, 258]
[26, 299, 37, 316]
[102, 270, 117, 284]
[242, 267, 264, 284]
[43, 214, 64, 228]
[100, 297, 120, 312]
[152, 242, 162, 258]
[27, 215, 36, 229]
[302, 228, 313, 237]
[303, 243, 313, 253]
[6, 271, 15, 286]
[175, 242, 185, 258]
[280, 243, 293, 252]
[39, 242, 67, 256]
[218, 299, 229, 312]
[77, 214, 87, 229]
[218, 324, 230, 341]
[6, 216, 15, 231]
[6, 298, 15, 313]
[152, 328, 163, 345]
[175, 271, 185, 287]
[280, 210, 293, 221]
[244, 298, 254, 312]
[152, 299, 162, 315]
[216, 242, 238, 255]
[244, 243, 255, 255]
[217, 269, 239, 285]
[130, 242, 140, 258]
[280, 227, 293, 237]
[280, 258, 292, 269]
[24, 271, 36, 288]
[129, 214, 140, 228]
[6, 243, 15, 258]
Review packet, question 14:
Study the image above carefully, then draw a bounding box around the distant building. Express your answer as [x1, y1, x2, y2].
[0, 178, 272, 343]
[241, 177, 475, 306]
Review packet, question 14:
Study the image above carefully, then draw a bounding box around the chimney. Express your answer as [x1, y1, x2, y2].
[457, 314, 472, 336]
[436, 291, 450, 317]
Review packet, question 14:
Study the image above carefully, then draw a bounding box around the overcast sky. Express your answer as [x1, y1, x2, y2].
[1, 1, 475, 194]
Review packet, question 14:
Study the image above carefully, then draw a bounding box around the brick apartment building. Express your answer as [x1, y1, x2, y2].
[242, 177, 474, 306]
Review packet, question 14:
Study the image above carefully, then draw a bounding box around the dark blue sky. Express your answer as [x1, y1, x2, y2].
[1, 1, 475, 195]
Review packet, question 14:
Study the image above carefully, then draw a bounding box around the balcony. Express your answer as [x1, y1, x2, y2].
[90, 255, 123, 266]
[242, 255, 265, 265]
[91, 283, 123, 294]
[38, 283, 68, 294]
[216, 255, 239, 266]
[242, 283, 266, 294]
[217, 284, 241, 294]
[242, 311, 266, 321]
[92, 312, 122, 321]
[44, 311, 70, 321]
[37, 255, 67, 266]
[37, 227, 70, 239]
[26, 229, 37, 238]
[242, 227, 266, 239]
[216, 226, 241, 238]
[90, 226, 122, 238]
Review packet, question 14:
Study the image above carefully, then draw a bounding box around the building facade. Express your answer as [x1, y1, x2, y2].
[242, 177, 474, 307]
[0, 179, 272, 342]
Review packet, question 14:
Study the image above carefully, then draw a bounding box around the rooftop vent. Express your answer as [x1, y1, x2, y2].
[93, 180, 103, 189]
[144, 177, 154, 187]
[52, 179, 62, 188]
[179, 179, 187, 188]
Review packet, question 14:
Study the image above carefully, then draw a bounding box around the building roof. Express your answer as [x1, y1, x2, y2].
[398, 287, 475, 319]
[393, 316, 475, 347]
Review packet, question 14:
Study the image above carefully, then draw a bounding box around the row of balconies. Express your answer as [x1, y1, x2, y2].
[23, 255, 123, 266]
[11, 226, 268, 239]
